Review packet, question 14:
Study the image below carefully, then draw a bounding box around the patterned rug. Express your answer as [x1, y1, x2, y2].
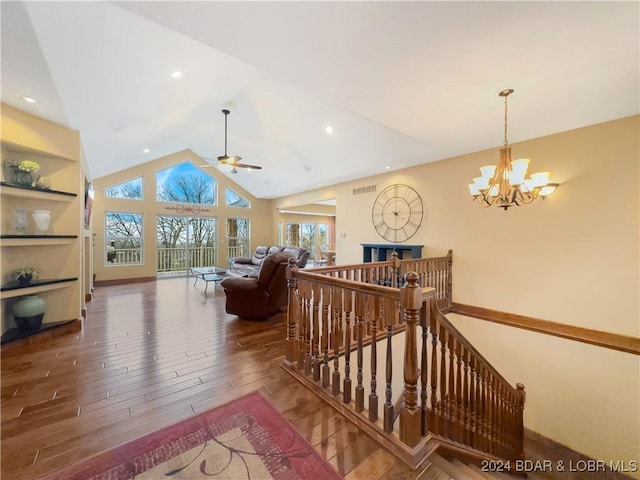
[41, 391, 343, 480]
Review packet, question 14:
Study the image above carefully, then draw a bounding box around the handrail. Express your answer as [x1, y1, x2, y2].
[282, 252, 524, 468]
[451, 303, 640, 356]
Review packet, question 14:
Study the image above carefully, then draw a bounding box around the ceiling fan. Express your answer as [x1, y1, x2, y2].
[201, 109, 262, 173]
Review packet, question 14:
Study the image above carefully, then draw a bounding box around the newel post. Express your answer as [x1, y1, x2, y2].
[285, 258, 299, 365]
[391, 251, 401, 288]
[399, 272, 422, 448]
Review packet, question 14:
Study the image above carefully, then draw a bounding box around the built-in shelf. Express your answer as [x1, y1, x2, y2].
[1, 277, 78, 299]
[0, 182, 77, 201]
[1, 319, 77, 346]
[1, 235, 78, 247]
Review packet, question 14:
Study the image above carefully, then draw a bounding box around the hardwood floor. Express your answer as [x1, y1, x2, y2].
[1, 277, 428, 480]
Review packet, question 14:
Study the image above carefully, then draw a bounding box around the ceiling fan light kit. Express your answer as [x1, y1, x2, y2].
[468, 89, 558, 210]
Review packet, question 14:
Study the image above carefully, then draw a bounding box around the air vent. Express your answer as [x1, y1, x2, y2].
[352, 185, 377, 196]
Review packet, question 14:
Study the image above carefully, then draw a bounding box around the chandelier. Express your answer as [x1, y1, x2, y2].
[468, 89, 558, 210]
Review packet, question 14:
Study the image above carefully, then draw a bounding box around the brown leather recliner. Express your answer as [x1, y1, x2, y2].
[220, 252, 293, 320]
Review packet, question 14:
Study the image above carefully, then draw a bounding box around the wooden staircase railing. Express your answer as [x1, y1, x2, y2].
[282, 253, 525, 470]
[306, 249, 453, 312]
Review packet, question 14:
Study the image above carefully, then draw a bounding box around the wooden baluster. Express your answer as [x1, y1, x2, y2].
[479, 366, 488, 452]
[515, 383, 526, 461]
[448, 334, 456, 441]
[285, 259, 299, 365]
[463, 348, 471, 447]
[399, 272, 421, 448]
[369, 295, 379, 422]
[446, 249, 453, 310]
[332, 287, 342, 396]
[439, 325, 448, 437]
[499, 382, 507, 457]
[455, 338, 464, 443]
[420, 299, 429, 435]
[321, 285, 330, 388]
[355, 292, 365, 412]
[342, 289, 353, 404]
[298, 280, 310, 372]
[469, 354, 478, 449]
[487, 373, 495, 454]
[430, 303, 439, 435]
[383, 297, 395, 433]
[311, 284, 321, 380]
[473, 362, 481, 450]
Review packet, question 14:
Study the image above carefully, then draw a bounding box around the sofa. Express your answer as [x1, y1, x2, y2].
[228, 245, 309, 276]
[220, 252, 293, 319]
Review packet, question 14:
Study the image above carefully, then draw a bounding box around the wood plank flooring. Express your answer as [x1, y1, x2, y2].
[1, 277, 429, 480]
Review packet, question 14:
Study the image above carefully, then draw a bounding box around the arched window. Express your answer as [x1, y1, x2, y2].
[225, 188, 250, 208]
[105, 177, 143, 199]
[156, 162, 216, 205]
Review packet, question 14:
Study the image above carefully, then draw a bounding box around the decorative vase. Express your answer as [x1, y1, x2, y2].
[12, 294, 46, 331]
[32, 210, 51, 233]
[11, 208, 28, 235]
[12, 168, 33, 187]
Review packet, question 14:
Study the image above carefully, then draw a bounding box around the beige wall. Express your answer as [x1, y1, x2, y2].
[273, 116, 640, 470]
[92, 150, 274, 281]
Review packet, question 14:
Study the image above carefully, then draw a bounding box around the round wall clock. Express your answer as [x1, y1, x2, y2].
[371, 183, 423, 243]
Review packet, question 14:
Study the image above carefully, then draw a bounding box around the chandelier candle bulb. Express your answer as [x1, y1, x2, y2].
[511, 158, 530, 173]
[509, 170, 525, 185]
[480, 165, 496, 178]
[469, 89, 558, 209]
[531, 172, 550, 187]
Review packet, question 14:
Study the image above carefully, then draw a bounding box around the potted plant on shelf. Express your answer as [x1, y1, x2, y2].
[6, 160, 40, 187]
[10, 266, 42, 287]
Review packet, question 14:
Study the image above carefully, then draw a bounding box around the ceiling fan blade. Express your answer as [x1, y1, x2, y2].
[233, 163, 263, 170]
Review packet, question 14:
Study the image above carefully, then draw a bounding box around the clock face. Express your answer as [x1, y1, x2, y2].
[371, 184, 423, 242]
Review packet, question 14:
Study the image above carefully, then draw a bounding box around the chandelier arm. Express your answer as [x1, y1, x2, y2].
[504, 93, 509, 147]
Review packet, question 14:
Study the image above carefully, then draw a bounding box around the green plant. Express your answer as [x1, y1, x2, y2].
[17, 160, 40, 173]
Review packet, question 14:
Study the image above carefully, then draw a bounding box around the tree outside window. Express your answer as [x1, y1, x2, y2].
[156, 162, 215, 205]
[105, 212, 143, 264]
[105, 177, 143, 199]
[227, 218, 250, 259]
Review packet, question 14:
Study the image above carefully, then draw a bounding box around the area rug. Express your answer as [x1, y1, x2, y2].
[41, 391, 343, 480]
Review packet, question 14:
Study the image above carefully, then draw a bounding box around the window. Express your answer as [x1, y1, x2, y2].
[156, 162, 216, 205]
[105, 212, 143, 265]
[227, 218, 250, 259]
[286, 222, 316, 251]
[105, 177, 142, 199]
[225, 188, 250, 208]
[318, 223, 328, 247]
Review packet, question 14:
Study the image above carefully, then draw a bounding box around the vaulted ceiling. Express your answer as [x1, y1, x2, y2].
[2, 1, 638, 199]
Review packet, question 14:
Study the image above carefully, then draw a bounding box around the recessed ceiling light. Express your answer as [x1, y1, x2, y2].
[317, 183, 323, 186]
[171, 71, 182, 78]
[21, 96, 39, 104]
[143, 148, 150, 153]
[385, 166, 391, 170]
[325, 126, 334, 134]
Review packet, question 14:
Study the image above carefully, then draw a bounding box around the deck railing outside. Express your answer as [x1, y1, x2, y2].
[114, 245, 247, 275]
